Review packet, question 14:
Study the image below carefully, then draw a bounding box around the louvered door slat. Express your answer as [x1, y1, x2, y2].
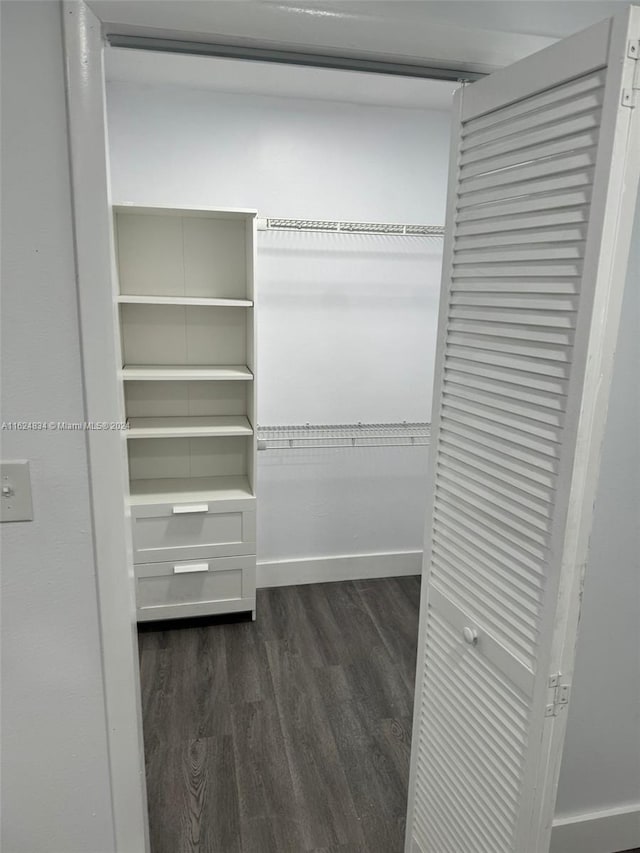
[455, 188, 593, 222]
[422, 649, 530, 768]
[433, 493, 548, 575]
[460, 150, 599, 196]
[456, 226, 588, 249]
[456, 208, 589, 237]
[460, 131, 599, 179]
[448, 335, 571, 365]
[458, 172, 595, 210]
[456, 244, 586, 263]
[407, 10, 640, 853]
[438, 427, 558, 489]
[451, 279, 581, 295]
[435, 494, 550, 568]
[462, 102, 604, 154]
[450, 292, 579, 310]
[439, 447, 554, 510]
[439, 436, 556, 499]
[444, 354, 570, 390]
[441, 416, 561, 478]
[432, 530, 543, 609]
[444, 368, 567, 410]
[460, 69, 607, 135]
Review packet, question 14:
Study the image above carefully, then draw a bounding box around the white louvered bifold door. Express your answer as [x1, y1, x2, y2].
[406, 10, 640, 853]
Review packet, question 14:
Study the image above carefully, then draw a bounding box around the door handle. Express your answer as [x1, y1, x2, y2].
[463, 626, 479, 646]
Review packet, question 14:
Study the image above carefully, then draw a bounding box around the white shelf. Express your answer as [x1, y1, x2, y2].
[113, 203, 257, 219]
[122, 365, 253, 381]
[127, 415, 253, 439]
[118, 295, 253, 307]
[128, 475, 255, 505]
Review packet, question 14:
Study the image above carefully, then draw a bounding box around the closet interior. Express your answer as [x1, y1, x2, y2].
[103, 32, 640, 853]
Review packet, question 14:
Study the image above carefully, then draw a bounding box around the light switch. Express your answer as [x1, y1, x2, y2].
[1, 461, 33, 522]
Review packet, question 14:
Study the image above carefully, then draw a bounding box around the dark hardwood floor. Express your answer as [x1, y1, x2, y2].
[138, 576, 421, 853]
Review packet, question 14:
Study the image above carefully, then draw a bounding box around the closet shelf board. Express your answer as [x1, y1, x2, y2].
[121, 365, 254, 381]
[128, 475, 255, 505]
[126, 415, 254, 439]
[113, 203, 257, 219]
[118, 295, 253, 307]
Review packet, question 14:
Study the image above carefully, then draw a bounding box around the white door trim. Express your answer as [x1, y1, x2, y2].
[62, 3, 149, 851]
[551, 803, 640, 853]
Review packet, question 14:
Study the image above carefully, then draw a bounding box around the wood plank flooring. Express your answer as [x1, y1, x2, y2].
[138, 576, 421, 853]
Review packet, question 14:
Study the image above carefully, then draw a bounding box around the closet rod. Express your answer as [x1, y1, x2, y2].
[107, 35, 483, 83]
[258, 218, 444, 236]
[257, 422, 431, 450]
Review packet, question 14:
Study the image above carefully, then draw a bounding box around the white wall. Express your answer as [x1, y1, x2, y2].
[0, 3, 115, 852]
[106, 80, 449, 570]
[552, 202, 640, 843]
[106, 82, 451, 223]
[256, 227, 441, 565]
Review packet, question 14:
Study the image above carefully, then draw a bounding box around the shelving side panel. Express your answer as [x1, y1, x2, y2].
[245, 217, 256, 303]
[245, 218, 258, 496]
[110, 210, 129, 429]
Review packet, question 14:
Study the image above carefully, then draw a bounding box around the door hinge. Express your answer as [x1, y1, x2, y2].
[622, 40, 640, 107]
[545, 673, 571, 717]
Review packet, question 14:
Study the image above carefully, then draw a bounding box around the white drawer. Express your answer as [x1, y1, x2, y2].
[131, 498, 256, 564]
[135, 555, 256, 622]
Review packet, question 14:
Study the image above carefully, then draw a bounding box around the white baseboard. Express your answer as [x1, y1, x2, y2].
[256, 550, 422, 588]
[551, 803, 640, 853]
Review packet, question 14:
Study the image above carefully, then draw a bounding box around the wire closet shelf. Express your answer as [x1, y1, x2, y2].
[257, 217, 444, 237]
[257, 422, 431, 450]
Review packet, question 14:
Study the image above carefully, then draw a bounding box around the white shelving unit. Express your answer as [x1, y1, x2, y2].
[113, 204, 258, 622]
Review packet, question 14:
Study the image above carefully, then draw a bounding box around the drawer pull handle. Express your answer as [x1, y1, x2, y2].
[173, 562, 209, 574]
[172, 504, 209, 514]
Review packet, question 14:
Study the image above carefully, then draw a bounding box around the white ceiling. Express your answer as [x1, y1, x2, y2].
[90, 1, 628, 75]
[105, 48, 459, 111]
[398, 1, 628, 38]
[90, 1, 550, 75]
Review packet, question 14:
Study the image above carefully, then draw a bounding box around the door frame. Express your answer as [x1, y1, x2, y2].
[62, 3, 638, 851]
[62, 4, 149, 851]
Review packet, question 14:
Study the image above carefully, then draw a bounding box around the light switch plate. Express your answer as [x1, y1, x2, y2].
[1, 461, 34, 522]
